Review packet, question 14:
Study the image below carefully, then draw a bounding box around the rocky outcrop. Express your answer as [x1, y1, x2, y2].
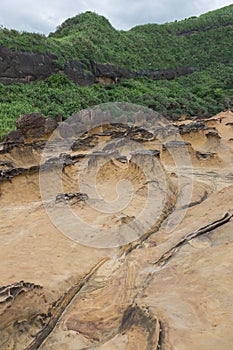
[91, 61, 132, 84]
[178, 121, 207, 134]
[0, 164, 38, 183]
[0, 45, 60, 84]
[0, 45, 197, 86]
[134, 65, 196, 81]
[16, 113, 49, 139]
[63, 60, 96, 86]
[3, 112, 57, 146]
[1, 110, 233, 349]
[2, 130, 24, 145]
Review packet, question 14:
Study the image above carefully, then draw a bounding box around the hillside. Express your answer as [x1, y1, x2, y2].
[1, 6, 233, 69]
[49, 6, 233, 69]
[0, 5, 233, 138]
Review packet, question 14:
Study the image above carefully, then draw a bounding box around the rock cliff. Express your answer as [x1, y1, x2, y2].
[0, 45, 196, 86]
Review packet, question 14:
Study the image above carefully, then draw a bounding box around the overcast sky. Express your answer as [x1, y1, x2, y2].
[0, 0, 232, 35]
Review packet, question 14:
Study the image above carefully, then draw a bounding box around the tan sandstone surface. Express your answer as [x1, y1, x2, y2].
[0, 107, 232, 349]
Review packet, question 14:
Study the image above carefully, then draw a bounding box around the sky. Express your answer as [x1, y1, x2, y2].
[0, 0, 232, 35]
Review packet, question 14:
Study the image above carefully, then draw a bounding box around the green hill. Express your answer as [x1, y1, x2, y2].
[50, 6, 233, 69]
[1, 6, 233, 69]
[0, 6, 233, 138]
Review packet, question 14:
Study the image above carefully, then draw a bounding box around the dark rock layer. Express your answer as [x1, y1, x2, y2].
[0, 45, 196, 86]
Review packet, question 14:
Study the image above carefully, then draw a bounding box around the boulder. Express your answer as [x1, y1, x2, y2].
[45, 118, 58, 135]
[16, 112, 46, 139]
[15, 113, 57, 139]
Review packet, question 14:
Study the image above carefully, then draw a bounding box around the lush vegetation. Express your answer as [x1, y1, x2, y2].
[0, 5, 233, 139]
[1, 63, 232, 139]
[1, 6, 232, 69]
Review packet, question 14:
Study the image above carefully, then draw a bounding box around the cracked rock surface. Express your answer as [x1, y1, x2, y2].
[0, 110, 233, 349]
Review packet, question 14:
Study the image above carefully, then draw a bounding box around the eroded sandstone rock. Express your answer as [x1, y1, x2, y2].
[0, 110, 233, 349]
